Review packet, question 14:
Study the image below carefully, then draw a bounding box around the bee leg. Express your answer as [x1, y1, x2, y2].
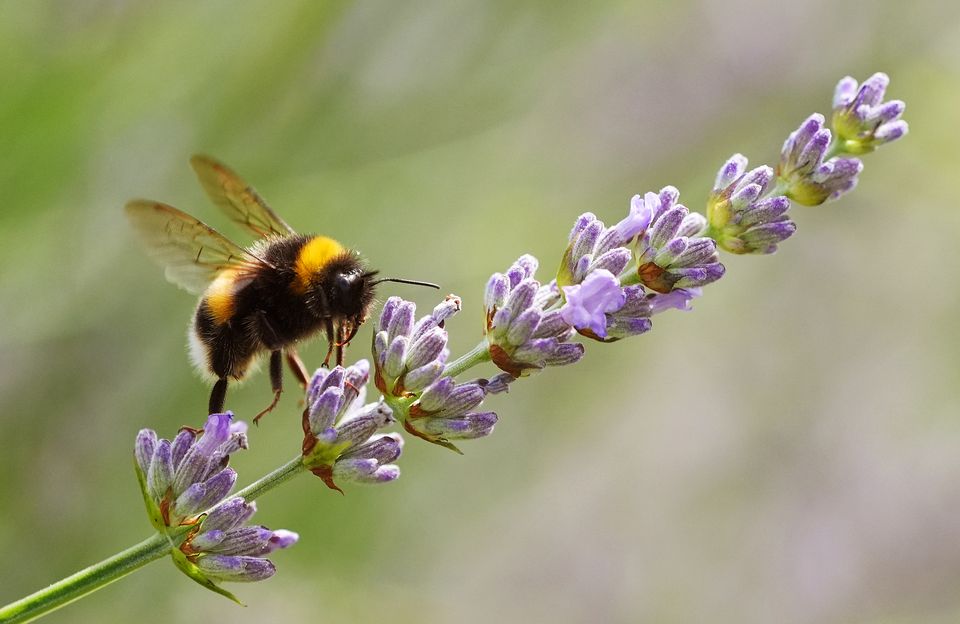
[285, 348, 310, 389]
[322, 318, 335, 368]
[254, 349, 283, 425]
[209, 378, 229, 414]
[335, 323, 345, 366]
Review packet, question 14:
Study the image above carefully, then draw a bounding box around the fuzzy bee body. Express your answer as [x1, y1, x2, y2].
[126, 156, 383, 421]
[189, 234, 373, 383]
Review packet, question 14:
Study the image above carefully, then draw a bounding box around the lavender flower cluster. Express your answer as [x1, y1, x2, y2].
[134, 413, 298, 592]
[130, 72, 907, 600]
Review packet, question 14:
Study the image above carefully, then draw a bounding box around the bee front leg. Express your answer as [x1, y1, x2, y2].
[322, 318, 335, 368]
[254, 349, 283, 425]
[209, 377, 229, 414]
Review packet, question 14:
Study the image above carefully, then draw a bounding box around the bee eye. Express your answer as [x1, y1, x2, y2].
[334, 273, 355, 295]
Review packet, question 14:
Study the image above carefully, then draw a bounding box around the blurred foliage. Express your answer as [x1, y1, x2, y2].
[1, 1, 960, 623]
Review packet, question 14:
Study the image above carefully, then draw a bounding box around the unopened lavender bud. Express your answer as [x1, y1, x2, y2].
[480, 372, 515, 394]
[208, 526, 277, 557]
[431, 295, 461, 324]
[421, 411, 498, 440]
[189, 530, 225, 552]
[135, 430, 157, 477]
[383, 335, 408, 378]
[341, 433, 404, 464]
[406, 328, 447, 370]
[203, 498, 257, 533]
[335, 401, 394, 448]
[378, 296, 401, 332]
[542, 342, 585, 366]
[174, 468, 237, 519]
[147, 440, 174, 500]
[706, 156, 789, 252]
[196, 555, 276, 583]
[386, 301, 415, 343]
[170, 429, 195, 469]
[308, 387, 344, 433]
[485, 273, 509, 311]
[402, 361, 445, 393]
[334, 460, 401, 484]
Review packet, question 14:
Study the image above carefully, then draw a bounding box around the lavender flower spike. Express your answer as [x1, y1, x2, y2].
[373, 295, 461, 397]
[633, 188, 725, 293]
[776, 113, 863, 206]
[485, 255, 584, 378]
[134, 412, 248, 530]
[706, 153, 796, 254]
[832, 72, 908, 154]
[172, 497, 298, 600]
[302, 360, 403, 492]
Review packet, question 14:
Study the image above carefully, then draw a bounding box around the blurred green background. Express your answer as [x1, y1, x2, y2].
[1, 1, 958, 623]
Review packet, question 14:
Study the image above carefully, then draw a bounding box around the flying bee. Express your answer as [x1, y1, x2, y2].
[126, 155, 436, 422]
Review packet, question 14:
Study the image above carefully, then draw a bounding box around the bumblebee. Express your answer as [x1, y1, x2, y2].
[126, 155, 434, 421]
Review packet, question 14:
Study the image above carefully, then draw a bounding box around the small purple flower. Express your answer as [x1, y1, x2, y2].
[560, 270, 626, 339]
[633, 189, 724, 293]
[301, 361, 403, 492]
[173, 497, 297, 595]
[706, 153, 796, 254]
[832, 72, 908, 154]
[485, 255, 584, 378]
[406, 376, 498, 452]
[777, 113, 863, 206]
[135, 412, 248, 530]
[373, 295, 460, 397]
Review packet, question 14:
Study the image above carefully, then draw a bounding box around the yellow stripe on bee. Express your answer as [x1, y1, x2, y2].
[292, 236, 344, 293]
[205, 269, 242, 325]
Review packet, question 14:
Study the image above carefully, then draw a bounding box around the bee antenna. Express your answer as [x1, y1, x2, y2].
[372, 277, 440, 290]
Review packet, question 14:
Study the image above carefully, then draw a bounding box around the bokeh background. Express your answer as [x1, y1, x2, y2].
[1, 1, 958, 623]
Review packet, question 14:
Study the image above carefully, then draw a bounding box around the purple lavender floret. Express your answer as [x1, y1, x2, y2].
[633, 187, 724, 293]
[373, 295, 460, 397]
[832, 72, 908, 154]
[135, 412, 248, 529]
[485, 255, 584, 378]
[179, 497, 298, 584]
[707, 153, 796, 254]
[302, 360, 402, 492]
[559, 270, 626, 339]
[777, 113, 863, 206]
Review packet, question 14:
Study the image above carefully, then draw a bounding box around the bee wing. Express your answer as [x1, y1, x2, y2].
[190, 154, 296, 239]
[125, 199, 271, 295]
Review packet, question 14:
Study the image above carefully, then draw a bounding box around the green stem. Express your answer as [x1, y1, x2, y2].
[442, 340, 491, 378]
[0, 532, 173, 624]
[0, 456, 308, 624]
[823, 138, 845, 160]
[233, 455, 306, 501]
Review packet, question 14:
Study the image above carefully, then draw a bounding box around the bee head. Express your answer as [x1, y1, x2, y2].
[307, 255, 376, 322]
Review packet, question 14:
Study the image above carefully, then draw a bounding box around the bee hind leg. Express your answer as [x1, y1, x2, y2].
[253, 349, 283, 425]
[285, 348, 310, 389]
[209, 378, 229, 414]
